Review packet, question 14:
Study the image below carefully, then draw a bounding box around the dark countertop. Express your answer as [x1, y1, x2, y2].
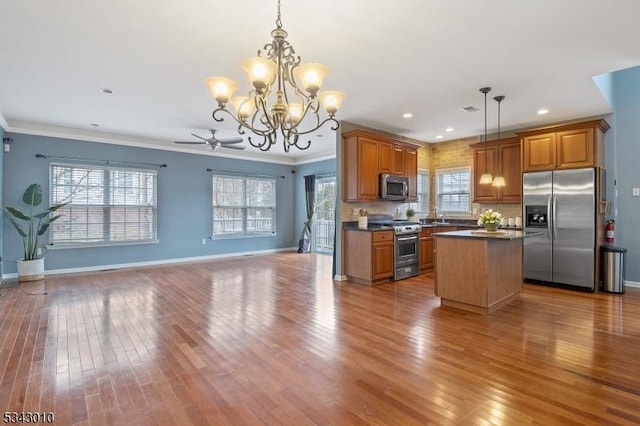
[343, 221, 522, 232]
[433, 229, 539, 240]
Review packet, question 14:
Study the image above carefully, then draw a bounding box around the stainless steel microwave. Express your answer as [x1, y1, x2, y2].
[380, 173, 409, 200]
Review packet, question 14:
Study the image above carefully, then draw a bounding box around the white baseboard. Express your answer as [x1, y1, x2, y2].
[334, 275, 347, 281]
[1, 247, 298, 279]
[625, 280, 640, 288]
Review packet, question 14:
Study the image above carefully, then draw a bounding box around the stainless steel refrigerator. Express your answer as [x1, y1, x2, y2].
[522, 168, 596, 290]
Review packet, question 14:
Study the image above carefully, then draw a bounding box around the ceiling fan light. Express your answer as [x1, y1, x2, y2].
[242, 57, 277, 91]
[293, 63, 329, 96]
[491, 176, 506, 187]
[479, 173, 494, 185]
[318, 91, 344, 115]
[206, 77, 238, 105]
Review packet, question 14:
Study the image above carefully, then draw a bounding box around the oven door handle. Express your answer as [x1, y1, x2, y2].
[396, 235, 418, 242]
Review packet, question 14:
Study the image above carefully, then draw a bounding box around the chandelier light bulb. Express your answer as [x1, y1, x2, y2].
[206, 77, 238, 105]
[230, 96, 255, 120]
[287, 103, 303, 123]
[318, 91, 344, 115]
[294, 63, 329, 95]
[242, 57, 277, 90]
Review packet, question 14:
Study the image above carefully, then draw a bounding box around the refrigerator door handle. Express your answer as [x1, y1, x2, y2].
[547, 194, 553, 240]
[552, 194, 558, 240]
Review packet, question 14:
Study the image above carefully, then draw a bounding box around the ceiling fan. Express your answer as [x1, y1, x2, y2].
[174, 129, 246, 151]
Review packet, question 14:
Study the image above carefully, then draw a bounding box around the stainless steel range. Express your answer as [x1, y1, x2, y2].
[392, 223, 421, 280]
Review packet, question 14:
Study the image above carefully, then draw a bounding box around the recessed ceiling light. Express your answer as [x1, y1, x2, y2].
[403, 113, 413, 119]
[435, 135, 444, 139]
[100, 88, 114, 95]
[89, 123, 100, 127]
[445, 127, 454, 132]
[537, 108, 549, 115]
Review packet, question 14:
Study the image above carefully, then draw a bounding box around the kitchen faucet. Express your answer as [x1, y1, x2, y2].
[440, 213, 446, 223]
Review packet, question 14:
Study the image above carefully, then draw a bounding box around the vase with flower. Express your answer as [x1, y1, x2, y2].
[478, 209, 502, 232]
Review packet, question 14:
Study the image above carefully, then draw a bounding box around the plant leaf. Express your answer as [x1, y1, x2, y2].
[49, 202, 69, 212]
[38, 223, 50, 236]
[4, 206, 30, 221]
[23, 183, 43, 207]
[48, 214, 64, 223]
[34, 211, 51, 219]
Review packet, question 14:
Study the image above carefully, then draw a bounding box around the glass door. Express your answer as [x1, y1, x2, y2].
[312, 175, 336, 254]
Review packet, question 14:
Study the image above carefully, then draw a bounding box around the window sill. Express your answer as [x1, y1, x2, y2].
[212, 233, 277, 240]
[47, 239, 160, 250]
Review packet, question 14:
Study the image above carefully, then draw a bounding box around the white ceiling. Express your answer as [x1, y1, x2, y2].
[1, 0, 639, 165]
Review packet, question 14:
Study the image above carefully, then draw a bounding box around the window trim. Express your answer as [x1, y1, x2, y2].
[49, 162, 158, 249]
[435, 166, 471, 214]
[407, 168, 429, 214]
[211, 174, 277, 239]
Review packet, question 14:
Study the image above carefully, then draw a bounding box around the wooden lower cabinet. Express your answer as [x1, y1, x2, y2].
[419, 228, 434, 271]
[344, 229, 394, 285]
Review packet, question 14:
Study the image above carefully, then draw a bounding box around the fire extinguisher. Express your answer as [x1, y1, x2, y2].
[606, 220, 615, 243]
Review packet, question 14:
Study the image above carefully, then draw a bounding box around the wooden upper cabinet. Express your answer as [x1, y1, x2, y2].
[556, 127, 594, 169]
[518, 119, 609, 172]
[473, 145, 498, 202]
[499, 141, 522, 202]
[343, 129, 420, 201]
[522, 133, 556, 172]
[392, 145, 405, 175]
[343, 132, 379, 201]
[378, 141, 392, 173]
[404, 146, 418, 200]
[472, 137, 521, 203]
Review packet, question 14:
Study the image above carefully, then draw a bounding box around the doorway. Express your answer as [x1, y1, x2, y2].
[312, 175, 336, 254]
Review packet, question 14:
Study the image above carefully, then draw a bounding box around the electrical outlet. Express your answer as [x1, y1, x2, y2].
[633, 187, 640, 197]
[352, 208, 360, 216]
[3, 143, 9, 152]
[201, 238, 207, 245]
[472, 207, 478, 215]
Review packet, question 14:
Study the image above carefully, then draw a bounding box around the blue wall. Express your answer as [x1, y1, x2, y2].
[610, 66, 640, 282]
[2, 133, 304, 275]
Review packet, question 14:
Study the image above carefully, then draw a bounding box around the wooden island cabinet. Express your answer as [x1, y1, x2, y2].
[342, 129, 419, 202]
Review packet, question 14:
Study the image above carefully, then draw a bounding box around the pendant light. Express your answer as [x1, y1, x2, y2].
[478, 87, 493, 185]
[492, 95, 506, 188]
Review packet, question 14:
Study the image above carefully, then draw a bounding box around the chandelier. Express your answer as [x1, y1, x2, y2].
[206, 0, 344, 152]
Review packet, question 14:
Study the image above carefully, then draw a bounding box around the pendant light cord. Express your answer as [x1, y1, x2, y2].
[479, 87, 492, 174]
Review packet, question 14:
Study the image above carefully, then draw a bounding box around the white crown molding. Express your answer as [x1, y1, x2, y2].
[5, 120, 336, 166]
[0, 113, 8, 131]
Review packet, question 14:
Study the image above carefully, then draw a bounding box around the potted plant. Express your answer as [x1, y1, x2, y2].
[4, 183, 67, 281]
[477, 209, 502, 232]
[406, 208, 416, 221]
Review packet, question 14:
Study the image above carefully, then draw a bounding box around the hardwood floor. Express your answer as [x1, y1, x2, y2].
[2, 252, 640, 425]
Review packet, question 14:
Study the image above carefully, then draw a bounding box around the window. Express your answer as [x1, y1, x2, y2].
[436, 167, 471, 213]
[50, 164, 157, 246]
[212, 175, 276, 237]
[407, 169, 429, 213]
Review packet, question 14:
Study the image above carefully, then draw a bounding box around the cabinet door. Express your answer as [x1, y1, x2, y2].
[419, 237, 434, 270]
[404, 147, 418, 200]
[498, 142, 522, 202]
[556, 128, 594, 169]
[392, 145, 405, 175]
[358, 137, 380, 200]
[378, 141, 392, 173]
[522, 133, 556, 172]
[473, 146, 498, 202]
[372, 242, 394, 280]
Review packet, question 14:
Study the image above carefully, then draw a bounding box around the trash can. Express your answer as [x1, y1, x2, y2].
[601, 245, 627, 293]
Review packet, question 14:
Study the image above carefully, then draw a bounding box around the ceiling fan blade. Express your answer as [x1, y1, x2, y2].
[221, 145, 246, 150]
[219, 138, 244, 145]
[191, 133, 209, 142]
[174, 141, 207, 144]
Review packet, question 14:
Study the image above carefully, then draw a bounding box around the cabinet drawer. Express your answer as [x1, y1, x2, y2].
[420, 228, 433, 237]
[372, 230, 394, 243]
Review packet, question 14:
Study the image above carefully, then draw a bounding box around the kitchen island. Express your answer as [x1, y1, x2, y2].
[434, 229, 531, 314]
